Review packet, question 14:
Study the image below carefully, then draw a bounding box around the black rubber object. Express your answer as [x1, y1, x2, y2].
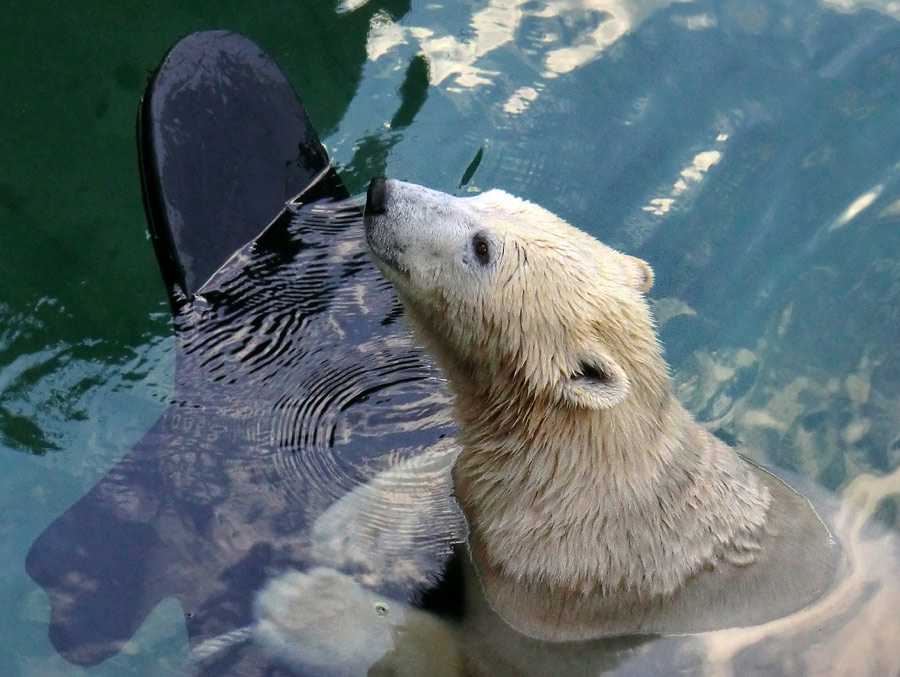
[137, 30, 337, 303]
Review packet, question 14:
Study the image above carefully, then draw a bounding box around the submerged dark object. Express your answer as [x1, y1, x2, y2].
[26, 31, 458, 675]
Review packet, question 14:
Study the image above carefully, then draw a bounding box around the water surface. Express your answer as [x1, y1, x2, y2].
[2, 0, 900, 674]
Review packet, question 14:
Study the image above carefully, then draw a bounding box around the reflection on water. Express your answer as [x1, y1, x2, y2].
[828, 183, 884, 232]
[0, 301, 173, 458]
[641, 145, 724, 219]
[366, 0, 678, 109]
[703, 465, 900, 676]
[824, 0, 900, 19]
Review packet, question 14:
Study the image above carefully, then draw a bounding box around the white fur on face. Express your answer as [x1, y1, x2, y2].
[365, 180, 657, 410]
[365, 182, 495, 300]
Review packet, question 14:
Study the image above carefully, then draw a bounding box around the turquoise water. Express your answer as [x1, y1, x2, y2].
[3, 0, 900, 674]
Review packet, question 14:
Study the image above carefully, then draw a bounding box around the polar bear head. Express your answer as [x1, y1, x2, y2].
[364, 178, 660, 412]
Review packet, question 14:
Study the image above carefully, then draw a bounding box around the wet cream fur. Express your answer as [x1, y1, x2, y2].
[365, 180, 834, 641]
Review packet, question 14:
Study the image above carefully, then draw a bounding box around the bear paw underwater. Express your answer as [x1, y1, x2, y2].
[252, 568, 461, 677]
[364, 178, 841, 641]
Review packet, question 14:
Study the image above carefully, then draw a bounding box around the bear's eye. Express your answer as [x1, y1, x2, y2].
[472, 233, 491, 266]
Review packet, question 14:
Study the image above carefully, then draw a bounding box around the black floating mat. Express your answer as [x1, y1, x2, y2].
[137, 29, 337, 302]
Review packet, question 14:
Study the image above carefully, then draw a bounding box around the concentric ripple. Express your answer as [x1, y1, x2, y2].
[169, 193, 462, 588]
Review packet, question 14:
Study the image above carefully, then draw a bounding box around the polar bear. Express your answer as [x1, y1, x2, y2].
[189, 180, 900, 675]
[362, 177, 841, 642]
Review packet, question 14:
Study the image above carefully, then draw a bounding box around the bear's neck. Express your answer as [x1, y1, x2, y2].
[449, 356, 771, 606]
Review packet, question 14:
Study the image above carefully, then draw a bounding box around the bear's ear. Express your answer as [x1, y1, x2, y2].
[561, 353, 630, 410]
[624, 255, 654, 293]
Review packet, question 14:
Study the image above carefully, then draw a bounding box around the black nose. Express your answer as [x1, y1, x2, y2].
[366, 176, 388, 215]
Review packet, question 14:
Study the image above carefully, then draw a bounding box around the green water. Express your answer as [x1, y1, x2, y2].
[3, 0, 900, 674]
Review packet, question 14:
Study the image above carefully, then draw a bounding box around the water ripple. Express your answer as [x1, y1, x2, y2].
[165, 195, 460, 569]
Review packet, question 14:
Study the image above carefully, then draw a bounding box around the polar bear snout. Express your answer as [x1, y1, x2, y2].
[364, 178, 408, 277]
[365, 176, 388, 215]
